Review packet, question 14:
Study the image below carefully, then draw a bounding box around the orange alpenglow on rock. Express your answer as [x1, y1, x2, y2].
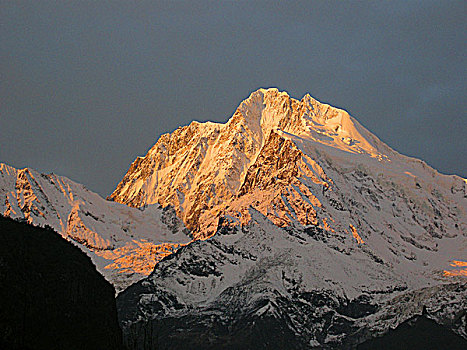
[96, 241, 187, 275]
[349, 224, 365, 244]
[443, 260, 467, 277]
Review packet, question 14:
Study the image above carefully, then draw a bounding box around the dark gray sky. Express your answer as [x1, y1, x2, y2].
[1, 1, 466, 196]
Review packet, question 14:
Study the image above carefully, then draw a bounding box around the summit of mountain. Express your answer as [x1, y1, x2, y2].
[110, 88, 466, 244]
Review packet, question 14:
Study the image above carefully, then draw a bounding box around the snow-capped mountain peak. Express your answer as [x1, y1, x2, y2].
[110, 88, 466, 349]
[111, 88, 466, 243]
[232, 88, 382, 157]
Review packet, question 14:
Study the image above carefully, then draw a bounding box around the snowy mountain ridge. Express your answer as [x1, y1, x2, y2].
[0, 163, 191, 291]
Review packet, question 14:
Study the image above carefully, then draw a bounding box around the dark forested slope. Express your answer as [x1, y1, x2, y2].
[0, 215, 123, 350]
[357, 314, 467, 350]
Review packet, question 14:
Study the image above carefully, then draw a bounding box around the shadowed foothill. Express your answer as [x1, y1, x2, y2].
[0, 216, 124, 350]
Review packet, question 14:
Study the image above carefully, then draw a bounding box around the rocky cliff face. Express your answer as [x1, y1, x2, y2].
[0, 215, 124, 350]
[110, 89, 333, 234]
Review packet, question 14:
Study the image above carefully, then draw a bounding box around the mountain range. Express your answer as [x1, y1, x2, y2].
[1, 88, 466, 348]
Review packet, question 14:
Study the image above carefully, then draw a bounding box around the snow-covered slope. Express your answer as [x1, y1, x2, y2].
[113, 88, 467, 348]
[118, 209, 466, 349]
[0, 163, 191, 291]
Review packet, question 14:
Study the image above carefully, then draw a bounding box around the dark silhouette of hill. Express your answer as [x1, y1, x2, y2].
[357, 314, 466, 350]
[0, 215, 124, 350]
